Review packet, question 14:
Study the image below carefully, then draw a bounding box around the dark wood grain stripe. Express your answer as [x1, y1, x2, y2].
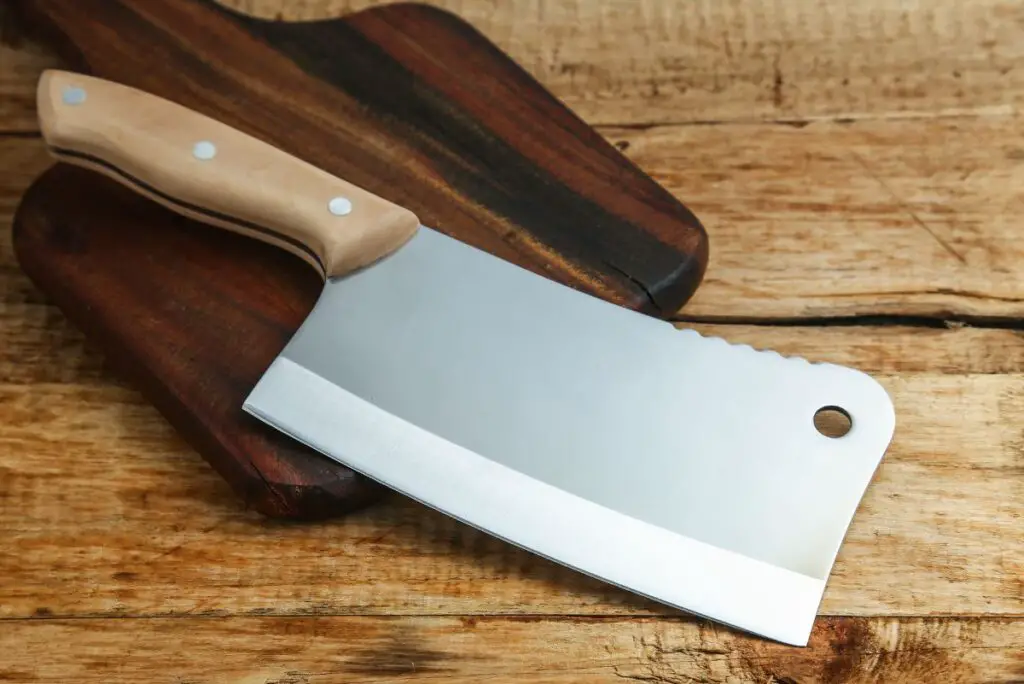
[240, 8, 706, 312]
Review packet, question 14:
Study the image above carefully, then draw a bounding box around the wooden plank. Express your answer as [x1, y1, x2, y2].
[3, 0, 1022, 131]
[1, 344, 1021, 620]
[9, 304, 1024, 385]
[214, 0, 1024, 123]
[0, 616, 1021, 683]
[613, 112, 1024, 320]
[6, 110, 1024, 322]
[691, 324, 1024, 376]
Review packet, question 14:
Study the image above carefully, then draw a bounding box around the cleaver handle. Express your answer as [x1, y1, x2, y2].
[36, 69, 421, 278]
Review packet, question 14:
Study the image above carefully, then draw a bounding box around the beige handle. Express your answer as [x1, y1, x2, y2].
[36, 69, 419, 277]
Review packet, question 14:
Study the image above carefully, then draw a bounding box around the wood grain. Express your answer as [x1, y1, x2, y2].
[614, 114, 1024, 321]
[2, 617, 1021, 683]
[4, 0, 1022, 130]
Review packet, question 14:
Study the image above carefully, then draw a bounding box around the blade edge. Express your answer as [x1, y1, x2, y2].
[244, 356, 826, 646]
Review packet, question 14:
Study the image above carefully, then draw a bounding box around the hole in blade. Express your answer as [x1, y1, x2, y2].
[814, 406, 852, 438]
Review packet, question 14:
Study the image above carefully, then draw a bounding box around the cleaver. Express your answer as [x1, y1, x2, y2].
[36, 69, 896, 646]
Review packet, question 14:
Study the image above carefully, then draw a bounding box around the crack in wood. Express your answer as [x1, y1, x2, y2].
[672, 312, 1024, 332]
[849, 151, 967, 266]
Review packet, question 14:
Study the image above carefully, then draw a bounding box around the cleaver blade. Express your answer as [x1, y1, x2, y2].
[38, 70, 896, 646]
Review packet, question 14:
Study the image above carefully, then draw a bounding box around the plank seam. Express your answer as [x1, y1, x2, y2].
[595, 106, 1018, 131]
[2, 613, 1021, 622]
[671, 313, 1024, 331]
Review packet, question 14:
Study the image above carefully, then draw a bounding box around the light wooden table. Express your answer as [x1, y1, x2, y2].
[2, 1, 1022, 681]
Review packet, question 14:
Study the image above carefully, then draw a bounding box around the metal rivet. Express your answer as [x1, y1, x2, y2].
[193, 141, 217, 161]
[62, 86, 87, 106]
[328, 196, 353, 216]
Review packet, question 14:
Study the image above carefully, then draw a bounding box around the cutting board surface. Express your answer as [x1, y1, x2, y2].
[13, 0, 708, 518]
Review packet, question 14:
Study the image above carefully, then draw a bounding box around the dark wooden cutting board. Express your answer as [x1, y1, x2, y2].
[12, 0, 709, 519]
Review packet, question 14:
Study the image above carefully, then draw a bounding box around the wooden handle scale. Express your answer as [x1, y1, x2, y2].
[37, 69, 421, 277]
